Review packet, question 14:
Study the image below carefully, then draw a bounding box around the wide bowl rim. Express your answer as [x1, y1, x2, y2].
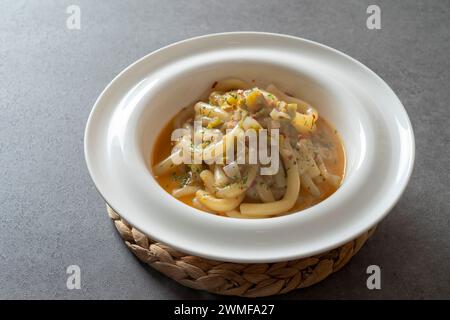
[84, 32, 415, 263]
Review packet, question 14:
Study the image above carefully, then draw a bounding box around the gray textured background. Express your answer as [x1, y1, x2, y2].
[1, 0, 449, 299]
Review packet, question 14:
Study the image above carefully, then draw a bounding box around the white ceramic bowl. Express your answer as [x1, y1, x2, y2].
[85, 32, 415, 263]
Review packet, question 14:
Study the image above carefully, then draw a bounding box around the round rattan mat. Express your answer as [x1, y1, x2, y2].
[107, 205, 376, 297]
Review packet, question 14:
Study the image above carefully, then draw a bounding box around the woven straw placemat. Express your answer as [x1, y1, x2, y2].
[107, 205, 376, 297]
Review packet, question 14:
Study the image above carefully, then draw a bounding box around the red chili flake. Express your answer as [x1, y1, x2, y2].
[211, 81, 218, 89]
[251, 79, 255, 83]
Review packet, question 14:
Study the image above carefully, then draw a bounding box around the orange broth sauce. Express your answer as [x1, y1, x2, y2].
[152, 115, 345, 217]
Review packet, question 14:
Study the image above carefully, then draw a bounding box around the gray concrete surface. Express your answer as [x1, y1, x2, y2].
[0, 0, 449, 299]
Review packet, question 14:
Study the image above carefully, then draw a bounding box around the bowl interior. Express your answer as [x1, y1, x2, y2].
[134, 59, 372, 186]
